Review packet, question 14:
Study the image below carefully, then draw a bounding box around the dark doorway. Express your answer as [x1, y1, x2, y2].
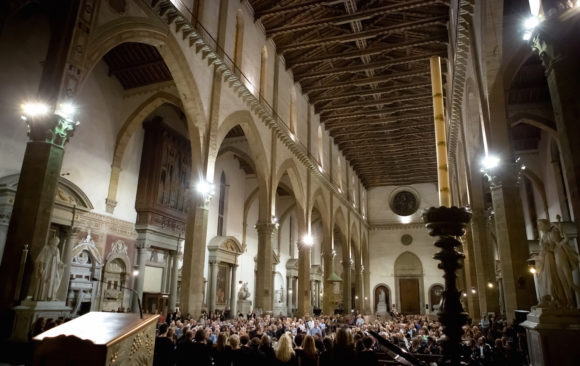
[399, 278, 420, 313]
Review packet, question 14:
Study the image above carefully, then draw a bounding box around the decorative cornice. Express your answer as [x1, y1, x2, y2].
[370, 222, 425, 231]
[148, 0, 368, 227]
[447, 0, 474, 163]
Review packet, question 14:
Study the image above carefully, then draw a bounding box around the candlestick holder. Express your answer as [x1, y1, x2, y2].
[423, 206, 472, 365]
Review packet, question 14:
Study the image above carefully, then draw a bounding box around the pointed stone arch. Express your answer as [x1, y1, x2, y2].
[215, 110, 270, 221]
[105, 91, 182, 212]
[274, 158, 306, 223]
[83, 17, 205, 172]
[309, 187, 330, 236]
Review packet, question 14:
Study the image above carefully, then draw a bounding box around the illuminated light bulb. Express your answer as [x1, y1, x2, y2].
[56, 102, 77, 121]
[133, 270, 139, 276]
[21, 102, 50, 118]
[303, 234, 314, 246]
[196, 180, 214, 195]
[529, 267, 537, 274]
[487, 282, 494, 289]
[524, 16, 540, 30]
[481, 155, 500, 170]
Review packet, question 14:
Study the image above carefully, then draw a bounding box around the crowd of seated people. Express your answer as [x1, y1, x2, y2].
[153, 310, 529, 366]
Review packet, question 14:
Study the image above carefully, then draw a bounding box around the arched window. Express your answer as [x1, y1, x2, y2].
[290, 87, 297, 135]
[259, 46, 268, 100]
[217, 171, 227, 236]
[289, 215, 294, 258]
[233, 10, 244, 75]
[337, 156, 343, 190]
[317, 126, 323, 166]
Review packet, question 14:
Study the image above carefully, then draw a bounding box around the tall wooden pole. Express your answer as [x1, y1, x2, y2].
[430, 56, 451, 207]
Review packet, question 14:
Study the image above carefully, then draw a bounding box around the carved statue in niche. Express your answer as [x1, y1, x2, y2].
[33, 237, 64, 301]
[238, 282, 250, 300]
[535, 219, 580, 307]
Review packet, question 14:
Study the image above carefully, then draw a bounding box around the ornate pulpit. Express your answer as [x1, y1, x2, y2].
[32, 312, 159, 366]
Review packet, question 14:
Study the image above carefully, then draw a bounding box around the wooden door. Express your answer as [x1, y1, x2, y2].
[399, 278, 420, 313]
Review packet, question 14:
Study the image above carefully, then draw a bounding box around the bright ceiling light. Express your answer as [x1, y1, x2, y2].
[481, 155, 500, 170]
[524, 16, 540, 30]
[55, 102, 77, 121]
[400, 216, 412, 224]
[196, 180, 214, 195]
[21, 102, 50, 118]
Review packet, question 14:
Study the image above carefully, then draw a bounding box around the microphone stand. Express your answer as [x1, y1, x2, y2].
[92, 277, 143, 319]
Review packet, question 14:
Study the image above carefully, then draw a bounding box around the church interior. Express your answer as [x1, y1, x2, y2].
[0, 0, 580, 364]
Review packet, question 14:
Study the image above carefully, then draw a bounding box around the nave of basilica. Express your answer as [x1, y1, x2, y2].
[0, 0, 580, 364]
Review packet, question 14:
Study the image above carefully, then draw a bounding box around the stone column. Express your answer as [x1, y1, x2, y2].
[533, 18, 580, 234]
[209, 259, 218, 313]
[293, 277, 298, 310]
[287, 276, 293, 314]
[229, 264, 237, 316]
[343, 260, 352, 313]
[471, 209, 500, 315]
[57, 226, 79, 302]
[322, 250, 336, 314]
[0, 1, 81, 331]
[355, 264, 363, 311]
[180, 195, 211, 318]
[133, 243, 147, 312]
[310, 280, 315, 307]
[298, 241, 311, 316]
[316, 281, 322, 309]
[462, 226, 481, 321]
[255, 222, 276, 314]
[363, 267, 371, 313]
[485, 167, 535, 321]
[169, 250, 179, 311]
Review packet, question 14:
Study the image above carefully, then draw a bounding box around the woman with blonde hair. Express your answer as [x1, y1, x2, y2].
[275, 333, 297, 365]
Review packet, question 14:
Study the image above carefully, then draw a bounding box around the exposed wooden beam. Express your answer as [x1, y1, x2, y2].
[280, 18, 446, 53]
[312, 82, 431, 103]
[267, 0, 447, 36]
[109, 59, 166, 75]
[323, 104, 431, 121]
[295, 47, 444, 83]
[344, 145, 435, 155]
[327, 113, 433, 132]
[348, 148, 436, 157]
[304, 69, 430, 94]
[340, 139, 433, 151]
[335, 130, 434, 144]
[256, 0, 342, 19]
[291, 44, 437, 69]
[352, 159, 436, 168]
[318, 94, 431, 113]
[330, 119, 433, 136]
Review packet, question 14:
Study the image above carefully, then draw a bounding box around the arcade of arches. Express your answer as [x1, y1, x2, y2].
[1, 0, 580, 341]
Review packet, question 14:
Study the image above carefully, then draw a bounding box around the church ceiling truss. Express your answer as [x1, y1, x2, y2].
[249, 0, 449, 187]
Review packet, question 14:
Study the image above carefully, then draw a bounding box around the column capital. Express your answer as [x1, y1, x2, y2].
[254, 221, 277, 235]
[530, 10, 579, 75]
[24, 111, 79, 148]
[322, 249, 336, 260]
[481, 161, 523, 190]
[136, 240, 148, 250]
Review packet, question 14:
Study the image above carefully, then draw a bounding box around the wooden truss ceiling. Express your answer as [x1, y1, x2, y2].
[250, 0, 449, 187]
[103, 42, 173, 89]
